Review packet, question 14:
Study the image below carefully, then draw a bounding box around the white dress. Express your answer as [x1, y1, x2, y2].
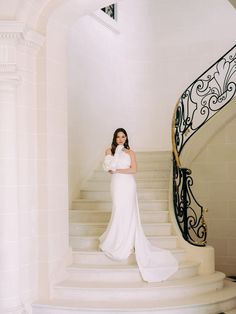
[99, 144, 178, 282]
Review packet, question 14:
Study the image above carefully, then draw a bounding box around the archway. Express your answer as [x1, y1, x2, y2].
[15, 0, 123, 308]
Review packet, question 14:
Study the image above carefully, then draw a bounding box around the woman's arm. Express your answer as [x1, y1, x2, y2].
[105, 148, 112, 155]
[114, 150, 137, 174]
[103, 148, 115, 172]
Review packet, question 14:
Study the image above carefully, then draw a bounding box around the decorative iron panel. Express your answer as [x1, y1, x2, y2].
[174, 45, 236, 155]
[173, 154, 207, 246]
[172, 44, 236, 246]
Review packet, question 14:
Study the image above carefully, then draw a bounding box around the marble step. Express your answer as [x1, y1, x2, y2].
[72, 248, 186, 266]
[92, 169, 170, 180]
[69, 209, 169, 223]
[31, 280, 236, 314]
[98, 160, 171, 171]
[83, 178, 169, 189]
[69, 235, 179, 250]
[71, 199, 168, 211]
[52, 272, 225, 302]
[79, 188, 168, 201]
[66, 261, 199, 283]
[69, 222, 172, 236]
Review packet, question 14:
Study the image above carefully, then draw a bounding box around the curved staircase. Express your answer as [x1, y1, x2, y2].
[33, 151, 236, 313]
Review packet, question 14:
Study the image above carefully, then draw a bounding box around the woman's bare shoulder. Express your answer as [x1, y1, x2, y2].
[105, 147, 112, 155]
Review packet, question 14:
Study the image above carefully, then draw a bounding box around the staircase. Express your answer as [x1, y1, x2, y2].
[33, 151, 236, 313]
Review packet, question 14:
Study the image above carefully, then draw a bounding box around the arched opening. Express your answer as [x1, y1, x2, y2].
[33, 0, 123, 301]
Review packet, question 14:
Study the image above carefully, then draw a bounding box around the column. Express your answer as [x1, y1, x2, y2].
[0, 24, 44, 313]
[0, 34, 24, 313]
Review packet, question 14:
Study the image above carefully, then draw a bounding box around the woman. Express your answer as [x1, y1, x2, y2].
[99, 128, 178, 282]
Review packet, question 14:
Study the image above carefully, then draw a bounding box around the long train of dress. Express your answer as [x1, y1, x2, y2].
[99, 145, 178, 282]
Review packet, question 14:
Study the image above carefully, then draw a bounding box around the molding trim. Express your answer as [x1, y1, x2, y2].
[23, 28, 45, 47]
[0, 21, 45, 48]
[0, 21, 25, 33]
[0, 74, 20, 85]
[90, 7, 120, 34]
[0, 64, 17, 73]
[0, 33, 21, 39]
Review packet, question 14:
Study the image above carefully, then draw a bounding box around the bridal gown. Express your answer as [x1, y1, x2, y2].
[98, 144, 178, 282]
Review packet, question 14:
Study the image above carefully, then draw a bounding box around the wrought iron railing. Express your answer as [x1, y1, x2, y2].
[172, 44, 236, 246]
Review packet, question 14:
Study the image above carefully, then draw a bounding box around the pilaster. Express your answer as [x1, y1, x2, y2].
[0, 21, 44, 313]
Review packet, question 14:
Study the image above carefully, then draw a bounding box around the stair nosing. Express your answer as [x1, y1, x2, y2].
[86, 178, 170, 181]
[72, 199, 168, 203]
[67, 261, 199, 271]
[94, 169, 171, 173]
[69, 209, 169, 213]
[72, 248, 185, 254]
[32, 280, 236, 310]
[80, 188, 169, 192]
[54, 272, 225, 290]
[69, 235, 178, 240]
[69, 222, 172, 226]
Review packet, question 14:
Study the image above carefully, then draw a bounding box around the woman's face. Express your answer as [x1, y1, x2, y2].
[116, 131, 126, 145]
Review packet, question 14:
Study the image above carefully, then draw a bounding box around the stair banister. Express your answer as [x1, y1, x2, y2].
[172, 44, 236, 246]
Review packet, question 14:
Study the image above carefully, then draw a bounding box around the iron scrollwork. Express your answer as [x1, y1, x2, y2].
[175, 45, 236, 155]
[173, 44, 236, 246]
[173, 154, 207, 246]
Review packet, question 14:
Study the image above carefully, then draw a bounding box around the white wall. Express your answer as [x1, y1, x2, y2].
[67, 13, 124, 201]
[68, 0, 236, 202]
[191, 113, 236, 276]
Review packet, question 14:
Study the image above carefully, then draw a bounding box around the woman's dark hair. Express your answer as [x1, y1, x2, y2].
[111, 128, 130, 155]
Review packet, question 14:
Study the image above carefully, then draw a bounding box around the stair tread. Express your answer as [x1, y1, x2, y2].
[32, 280, 236, 310]
[80, 188, 169, 191]
[70, 209, 169, 213]
[71, 248, 185, 258]
[68, 260, 199, 270]
[95, 169, 170, 171]
[70, 222, 172, 226]
[87, 178, 169, 182]
[72, 199, 168, 203]
[72, 248, 185, 254]
[55, 272, 225, 289]
[70, 235, 177, 239]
